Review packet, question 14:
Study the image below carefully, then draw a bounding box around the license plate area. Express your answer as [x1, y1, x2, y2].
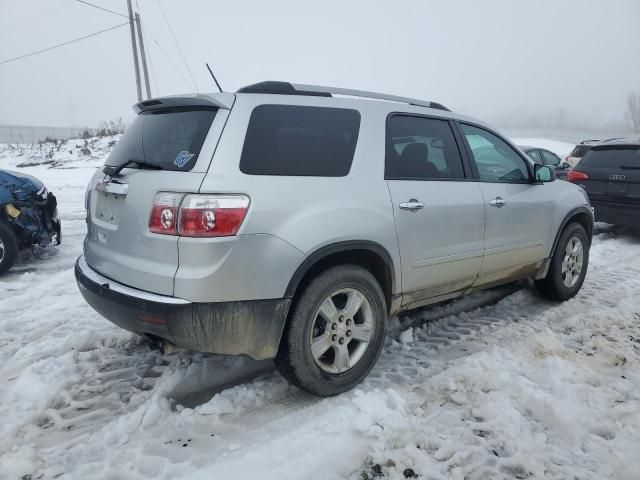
[95, 191, 126, 225]
[606, 182, 628, 195]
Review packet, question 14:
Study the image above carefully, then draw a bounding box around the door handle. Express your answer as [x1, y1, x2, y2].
[489, 196, 506, 208]
[399, 199, 425, 211]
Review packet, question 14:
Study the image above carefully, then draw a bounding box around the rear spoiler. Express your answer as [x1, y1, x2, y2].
[133, 93, 235, 113]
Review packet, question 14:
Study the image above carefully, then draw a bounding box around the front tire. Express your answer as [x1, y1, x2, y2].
[535, 222, 589, 301]
[0, 220, 19, 275]
[275, 265, 387, 396]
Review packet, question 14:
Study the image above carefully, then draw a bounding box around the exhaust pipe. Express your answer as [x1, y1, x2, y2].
[147, 335, 181, 355]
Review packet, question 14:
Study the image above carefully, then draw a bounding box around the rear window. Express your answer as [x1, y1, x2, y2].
[579, 146, 640, 169]
[570, 145, 592, 158]
[105, 108, 216, 172]
[240, 105, 360, 176]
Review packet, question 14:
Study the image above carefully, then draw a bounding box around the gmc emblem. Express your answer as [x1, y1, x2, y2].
[609, 174, 626, 181]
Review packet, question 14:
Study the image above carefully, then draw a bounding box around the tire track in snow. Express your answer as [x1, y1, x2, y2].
[10, 229, 640, 477]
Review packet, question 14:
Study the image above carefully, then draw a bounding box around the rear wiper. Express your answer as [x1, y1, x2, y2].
[620, 165, 640, 170]
[103, 159, 162, 177]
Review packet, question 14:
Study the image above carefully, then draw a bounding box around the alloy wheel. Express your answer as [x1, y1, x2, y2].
[561, 235, 584, 288]
[309, 288, 374, 374]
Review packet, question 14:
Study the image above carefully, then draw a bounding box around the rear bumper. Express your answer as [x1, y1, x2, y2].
[591, 201, 640, 227]
[75, 256, 290, 360]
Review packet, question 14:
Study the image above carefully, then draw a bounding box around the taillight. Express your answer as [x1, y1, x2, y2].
[149, 193, 250, 237]
[149, 192, 183, 235]
[179, 194, 250, 237]
[567, 170, 589, 182]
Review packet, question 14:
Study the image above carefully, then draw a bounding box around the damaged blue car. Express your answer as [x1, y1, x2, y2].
[0, 169, 61, 274]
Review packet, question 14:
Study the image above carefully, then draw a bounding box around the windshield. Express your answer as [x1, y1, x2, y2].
[579, 146, 640, 169]
[104, 108, 217, 172]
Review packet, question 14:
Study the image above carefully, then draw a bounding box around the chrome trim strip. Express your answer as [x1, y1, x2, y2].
[76, 255, 191, 305]
[96, 181, 128, 195]
[413, 249, 483, 268]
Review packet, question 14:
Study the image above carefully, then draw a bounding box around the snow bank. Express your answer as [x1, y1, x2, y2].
[0, 134, 119, 170]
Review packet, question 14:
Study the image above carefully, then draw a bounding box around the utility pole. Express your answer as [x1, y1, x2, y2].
[126, 0, 142, 102]
[135, 13, 152, 99]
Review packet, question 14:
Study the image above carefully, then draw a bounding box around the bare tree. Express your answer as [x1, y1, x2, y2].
[627, 93, 640, 133]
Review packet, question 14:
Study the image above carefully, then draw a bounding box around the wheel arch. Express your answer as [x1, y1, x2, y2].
[284, 241, 396, 313]
[551, 206, 594, 256]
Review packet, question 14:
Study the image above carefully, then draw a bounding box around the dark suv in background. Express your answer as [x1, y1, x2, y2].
[568, 137, 640, 226]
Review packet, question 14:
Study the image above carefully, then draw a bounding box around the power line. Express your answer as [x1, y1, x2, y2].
[0, 22, 129, 66]
[141, 24, 192, 90]
[0, 1, 74, 33]
[156, 0, 199, 92]
[75, 0, 128, 18]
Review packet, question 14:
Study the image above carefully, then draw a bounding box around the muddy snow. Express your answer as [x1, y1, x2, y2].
[1, 139, 639, 479]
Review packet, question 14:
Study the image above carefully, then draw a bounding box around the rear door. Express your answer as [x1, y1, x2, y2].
[457, 123, 551, 286]
[85, 97, 232, 295]
[577, 145, 640, 207]
[385, 114, 484, 306]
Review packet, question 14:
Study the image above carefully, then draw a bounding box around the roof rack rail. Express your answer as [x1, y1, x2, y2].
[236, 81, 450, 111]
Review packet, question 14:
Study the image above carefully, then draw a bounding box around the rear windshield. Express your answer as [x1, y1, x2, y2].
[570, 145, 592, 158]
[240, 105, 360, 176]
[579, 146, 640, 169]
[104, 108, 216, 171]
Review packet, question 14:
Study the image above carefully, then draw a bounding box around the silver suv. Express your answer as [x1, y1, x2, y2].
[76, 81, 594, 396]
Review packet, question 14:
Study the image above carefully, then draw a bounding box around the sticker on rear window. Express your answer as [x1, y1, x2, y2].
[174, 151, 195, 168]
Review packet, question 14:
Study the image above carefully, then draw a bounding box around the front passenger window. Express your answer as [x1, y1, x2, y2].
[460, 124, 530, 183]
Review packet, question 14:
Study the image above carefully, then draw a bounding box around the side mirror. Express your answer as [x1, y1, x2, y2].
[534, 164, 556, 183]
[560, 161, 571, 169]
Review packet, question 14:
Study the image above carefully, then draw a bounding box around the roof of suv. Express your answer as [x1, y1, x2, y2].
[236, 81, 451, 112]
[597, 136, 640, 147]
[133, 82, 501, 137]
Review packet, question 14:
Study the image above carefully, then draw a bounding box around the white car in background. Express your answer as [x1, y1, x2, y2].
[565, 140, 600, 168]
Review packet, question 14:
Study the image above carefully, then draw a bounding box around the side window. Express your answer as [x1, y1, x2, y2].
[460, 124, 530, 183]
[527, 150, 543, 164]
[386, 115, 465, 180]
[240, 105, 360, 176]
[540, 150, 560, 166]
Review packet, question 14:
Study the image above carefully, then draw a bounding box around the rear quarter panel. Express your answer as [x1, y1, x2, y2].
[196, 95, 402, 298]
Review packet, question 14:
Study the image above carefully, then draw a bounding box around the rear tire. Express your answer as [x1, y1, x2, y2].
[535, 222, 589, 301]
[0, 220, 19, 275]
[275, 265, 387, 396]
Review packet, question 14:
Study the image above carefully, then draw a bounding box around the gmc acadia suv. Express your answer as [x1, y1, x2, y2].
[76, 81, 594, 396]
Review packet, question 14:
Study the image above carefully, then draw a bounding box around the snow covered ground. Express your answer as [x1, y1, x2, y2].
[1, 137, 640, 479]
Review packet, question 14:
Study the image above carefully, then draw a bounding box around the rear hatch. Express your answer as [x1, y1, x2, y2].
[576, 144, 640, 206]
[85, 94, 234, 296]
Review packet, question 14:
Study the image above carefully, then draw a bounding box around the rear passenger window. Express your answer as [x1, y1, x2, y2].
[240, 105, 360, 176]
[386, 115, 465, 180]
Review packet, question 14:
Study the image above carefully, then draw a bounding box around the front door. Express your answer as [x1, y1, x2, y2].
[386, 114, 485, 307]
[458, 123, 551, 286]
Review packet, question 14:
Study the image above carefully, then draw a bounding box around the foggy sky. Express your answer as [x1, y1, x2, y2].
[0, 0, 638, 129]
